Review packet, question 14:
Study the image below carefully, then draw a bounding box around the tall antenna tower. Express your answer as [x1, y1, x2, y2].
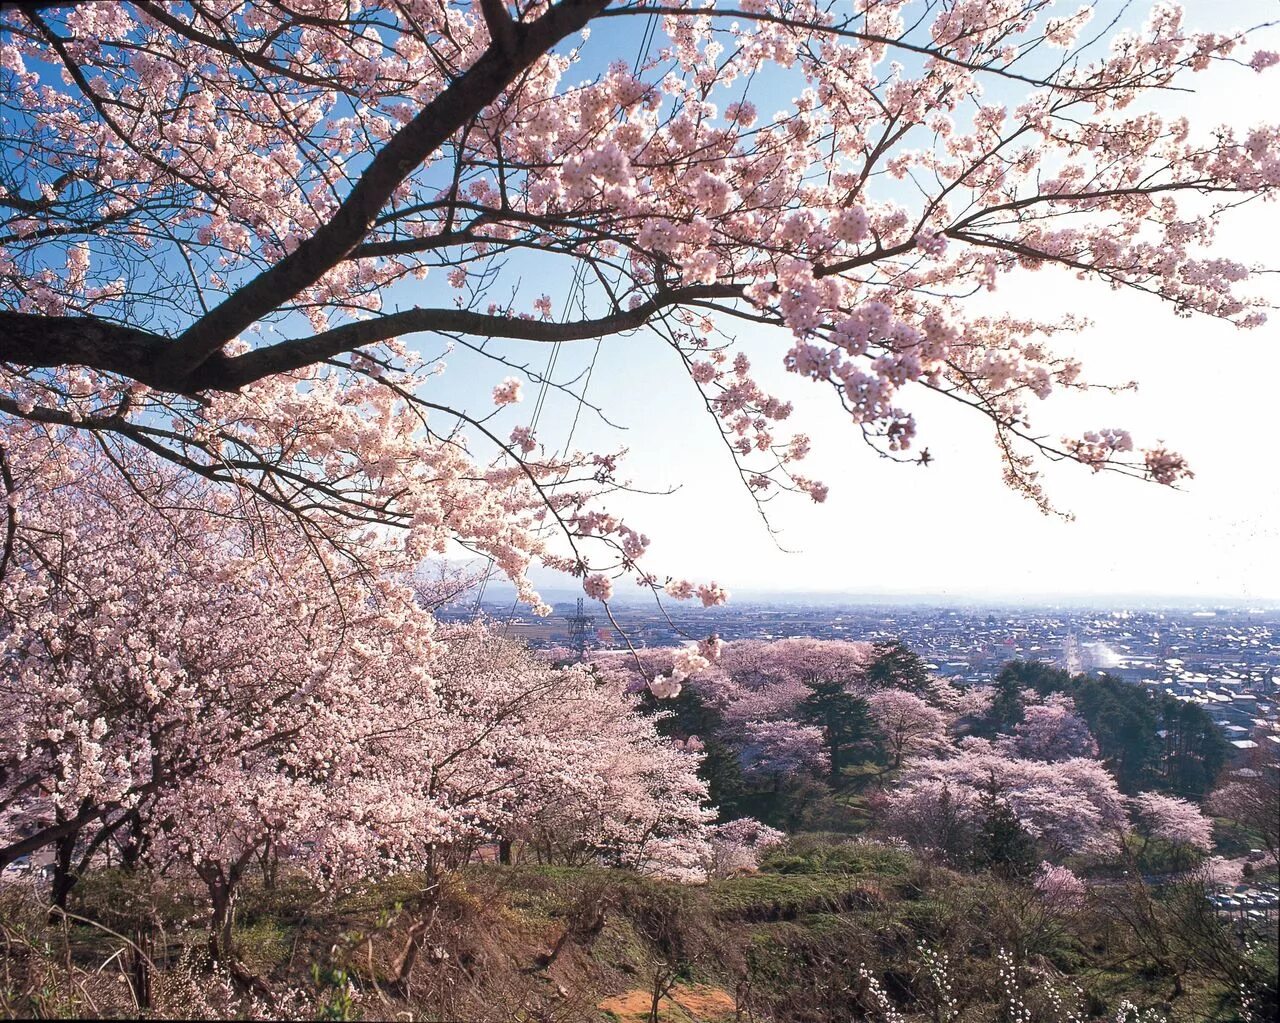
[565, 598, 596, 660]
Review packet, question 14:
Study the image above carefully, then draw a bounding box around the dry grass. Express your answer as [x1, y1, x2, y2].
[597, 983, 737, 1022]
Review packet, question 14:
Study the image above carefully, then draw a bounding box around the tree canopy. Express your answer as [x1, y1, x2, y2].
[2, 0, 1277, 605]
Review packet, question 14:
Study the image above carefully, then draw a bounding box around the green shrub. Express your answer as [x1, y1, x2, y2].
[759, 833, 914, 878]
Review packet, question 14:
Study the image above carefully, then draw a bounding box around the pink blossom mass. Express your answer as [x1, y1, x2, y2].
[0, 1, 1275, 1016]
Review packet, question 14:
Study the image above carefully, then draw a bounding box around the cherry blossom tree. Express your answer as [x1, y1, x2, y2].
[1010, 693, 1099, 761]
[878, 731, 1222, 869]
[595, 638, 876, 779]
[0, 431, 715, 966]
[721, 641, 874, 777]
[738, 718, 829, 779]
[720, 638, 874, 696]
[432, 625, 714, 878]
[0, 430, 449, 954]
[1034, 861, 1088, 910]
[951, 684, 997, 722]
[880, 738, 1130, 860]
[594, 637, 959, 787]
[1209, 746, 1280, 860]
[866, 688, 948, 770]
[591, 642, 731, 701]
[1128, 791, 1214, 853]
[2, 1, 1276, 608]
[716, 638, 877, 781]
[705, 817, 786, 877]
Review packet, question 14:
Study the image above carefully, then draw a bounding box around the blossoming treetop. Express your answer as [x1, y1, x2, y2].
[2, 0, 1276, 603]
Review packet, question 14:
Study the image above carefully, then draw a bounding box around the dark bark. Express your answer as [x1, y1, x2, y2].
[49, 827, 77, 914]
[0, 783, 164, 871]
[3, 2, 621, 395]
[200, 864, 275, 1001]
[478, 0, 518, 56]
[0, 313, 181, 390]
[159, 0, 612, 379]
[206, 877, 235, 964]
[130, 924, 153, 1012]
[0, 283, 740, 396]
[119, 812, 145, 870]
[197, 849, 259, 965]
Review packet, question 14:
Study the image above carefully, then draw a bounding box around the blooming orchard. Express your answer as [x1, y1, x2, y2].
[0, 432, 444, 946]
[0, 433, 718, 953]
[1, 1, 1277, 608]
[0, 0, 1272, 984]
[602, 638, 1227, 869]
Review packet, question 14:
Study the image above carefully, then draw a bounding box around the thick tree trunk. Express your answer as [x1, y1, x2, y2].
[120, 814, 144, 870]
[49, 829, 77, 916]
[130, 924, 153, 1011]
[201, 867, 274, 1002]
[206, 879, 235, 964]
[498, 838, 513, 865]
[258, 838, 279, 888]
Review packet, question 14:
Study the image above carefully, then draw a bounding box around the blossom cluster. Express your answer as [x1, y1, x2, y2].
[2, 0, 1273, 574]
[0, 432, 721, 926]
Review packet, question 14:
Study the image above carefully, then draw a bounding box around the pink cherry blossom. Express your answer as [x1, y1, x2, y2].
[0, 0, 1270, 596]
[1129, 791, 1214, 851]
[492, 377, 523, 406]
[706, 818, 786, 877]
[1034, 861, 1088, 908]
[867, 689, 949, 768]
[583, 573, 614, 602]
[1013, 693, 1099, 761]
[882, 740, 1130, 859]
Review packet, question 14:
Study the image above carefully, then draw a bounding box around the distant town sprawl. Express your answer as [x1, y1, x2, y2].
[443, 601, 1279, 758]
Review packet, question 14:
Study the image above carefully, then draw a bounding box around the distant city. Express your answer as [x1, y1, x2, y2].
[439, 596, 1280, 757]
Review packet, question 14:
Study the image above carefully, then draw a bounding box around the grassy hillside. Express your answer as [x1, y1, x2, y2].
[1, 836, 1273, 1021]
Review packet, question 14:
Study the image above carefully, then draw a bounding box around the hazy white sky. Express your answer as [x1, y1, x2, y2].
[424, 2, 1280, 604]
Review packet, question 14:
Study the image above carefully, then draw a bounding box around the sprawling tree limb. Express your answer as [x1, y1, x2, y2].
[158, 0, 610, 385]
[1, 0, 1269, 545]
[1, 285, 743, 392]
[0, 314, 182, 389]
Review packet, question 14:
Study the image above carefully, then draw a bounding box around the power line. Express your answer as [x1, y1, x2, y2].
[561, 337, 601, 454]
[477, 11, 660, 627]
[557, 12, 656, 463]
[474, 253, 587, 618]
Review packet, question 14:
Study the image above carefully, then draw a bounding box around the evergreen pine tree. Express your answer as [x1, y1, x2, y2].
[865, 640, 931, 693]
[974, 771, 1037, 878]
[800, 679, 873, 786]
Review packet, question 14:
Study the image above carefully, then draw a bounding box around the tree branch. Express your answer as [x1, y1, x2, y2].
[478, 0, 518, 58]
[0, 283, 742, 393]
[158, 0, 609, 384]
